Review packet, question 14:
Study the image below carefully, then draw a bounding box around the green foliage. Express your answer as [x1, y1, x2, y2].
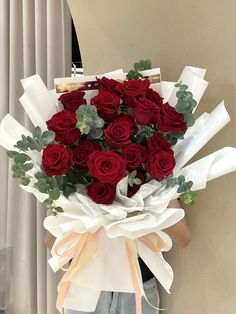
[160, 173, 196, 205]
[179, 190, 196, 205]
[128, 170, 142, 187]
[175, 82, 197, 127]
[63, 184, 77, 198]
[163, 131, 185, 146]
[126, 59, 152, 80]
[13, 127, 55, 152]
[76, 105, 104, 137]
[126, 70, 143, 80]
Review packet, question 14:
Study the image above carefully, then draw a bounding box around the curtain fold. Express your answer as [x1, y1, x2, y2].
[0, 1, 71, 313]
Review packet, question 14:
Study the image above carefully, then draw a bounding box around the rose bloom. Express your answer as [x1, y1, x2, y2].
[147, 133, 171, 152]
[121, 144, 146, 170]
[127, 172, 146, 198]
[88, 151, 127, 184]
[73, 140, 101, 170]
[59, 90, 86, 111]
[97, 77, 121, 95]
[117, 115, 138, 135]
[46, 109, 81, 145]
[104, 117, 132, 149]
[42, 143, 73, 176]
[145, 150, 175, 180]
[116, 79, 150, 97]
[146, 89, 163, 106]
[133, 97, 160, 125]
[87, 182, 116, 204]
[157, 102, 187, 132]
[91, 91, 120, 121]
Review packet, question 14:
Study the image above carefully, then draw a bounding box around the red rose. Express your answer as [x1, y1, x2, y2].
[97, 77, 121, 94]
[73, 140, 101, 170]
[127, 172, 146, 198]
[116, 79, 150, 97]
[157, 103, 187, 132]
[122, 95, 136, 107]
[91, 91, 120, 121]
[104, 117, 132, 149]
[87, 182, 116, 204]
[147, 133, 171, 152]
[59, 91, 86, 111]
[88, 151, 127, 184]
[121, 144, 146, 170]
[42, 144, 73, 176]
[117, 115, 138, 135]
[133, 97, 160, 125]
[146, 89, 163, 106]
[145, 150, 175, 179]
[46, 110, 81, 145]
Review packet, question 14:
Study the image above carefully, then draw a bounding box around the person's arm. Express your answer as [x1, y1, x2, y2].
[163, 198, 191, 248]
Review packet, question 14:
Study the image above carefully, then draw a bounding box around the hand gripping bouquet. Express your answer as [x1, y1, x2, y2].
[1, 60, 236, 313]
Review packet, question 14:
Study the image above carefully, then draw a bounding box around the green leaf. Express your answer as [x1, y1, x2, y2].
[43, 198, 54, 206]
[41, 131, 55, 144]
[7, 150, 19, 158]
[54, 206, 64, 213]
[184, 112, 195, 127]
[178, 175, 185, 185]
[186, 181, 193, 190]
[34, 172, 46, 179]
[14, 153, 31, 164]
[32, 126, 42, 139]
[63, 184, 76, 198]
[133, 178, 142, 185]
[49, 187, 61, 200]
[129, 170, 137, 180]
[20, 177, 30, 186]
[179, 190, 196, 205]
[13, 169, 25, 178]
[177, 183, 187, 193]
[12, 164, 20, 171]
[21, 163, 34, 172]
[37, 183, 51, 193]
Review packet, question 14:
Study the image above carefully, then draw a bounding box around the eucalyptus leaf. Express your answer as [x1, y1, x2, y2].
[33, 126, 42, 139]
[7, 150, 19, 158]
[49, 187, 60, 200]
[21, 163, 34, 172]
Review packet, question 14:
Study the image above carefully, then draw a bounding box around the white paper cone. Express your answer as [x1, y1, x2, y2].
[168, 66, 208, 110]
[175, 147, 236, 192]
[19, 75, 58, 130]
[173, 101, 230, 173]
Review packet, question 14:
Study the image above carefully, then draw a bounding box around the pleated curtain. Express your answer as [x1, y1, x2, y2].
[0, 1, 72, 313]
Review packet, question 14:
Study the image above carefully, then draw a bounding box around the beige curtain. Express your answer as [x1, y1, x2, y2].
[0, 1, 71, 313]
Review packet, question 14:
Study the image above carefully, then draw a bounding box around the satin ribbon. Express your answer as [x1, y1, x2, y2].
[54, 230, 100, 313]
[54, 230, 164, 314]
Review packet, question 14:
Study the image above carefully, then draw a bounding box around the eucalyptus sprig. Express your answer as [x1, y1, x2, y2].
[126, 59, 152, 80]
[128, 170, 142, 187]
[161, 174, 196, 205]
[13, 126, 55, 152]
[175, 82, 197, 127]
[76, 105, 104, 139]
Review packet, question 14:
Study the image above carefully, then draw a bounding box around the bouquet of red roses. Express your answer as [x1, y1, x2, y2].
[40, 60, 196, 211]
[1, 61, 236, 313]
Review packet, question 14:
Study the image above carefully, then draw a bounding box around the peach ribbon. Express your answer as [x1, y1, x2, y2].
[54, 230, 164, 314]
[54, 230, 100, 313]
[125, 233, 165, 314]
